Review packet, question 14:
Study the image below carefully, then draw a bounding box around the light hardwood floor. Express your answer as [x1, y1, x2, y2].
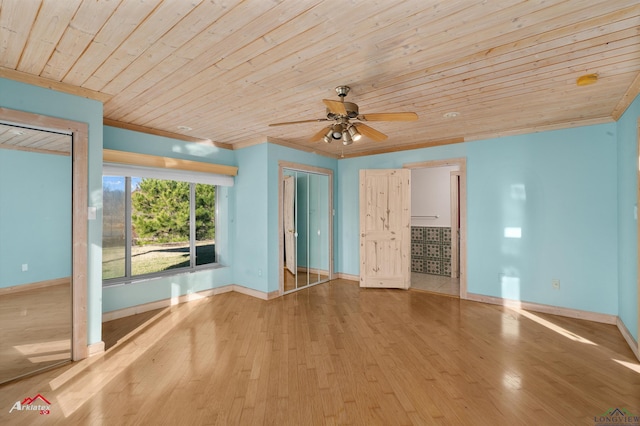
[0, 279, 638, 425]
[0, 282, 71, 384]
[411, 272, 460, 297]
[284, 268, 329, 293]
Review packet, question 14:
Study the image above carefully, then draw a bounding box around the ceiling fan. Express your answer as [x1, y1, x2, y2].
[269, 86, 418, 145]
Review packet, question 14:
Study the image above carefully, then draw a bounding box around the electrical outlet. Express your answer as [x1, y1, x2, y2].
[552, 279, 560, 290]
[21, 264, 28, 272]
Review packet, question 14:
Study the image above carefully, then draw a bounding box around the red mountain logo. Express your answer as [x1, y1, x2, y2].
[21, 394, 51, 406]
[9, 393, 51, 415]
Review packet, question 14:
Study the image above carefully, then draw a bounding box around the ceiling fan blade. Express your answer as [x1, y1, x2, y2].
[354, 123, 387, 141]
[269, 118, 328, 127]
[311, 126, 331, 142]
[322, 99, 347, 116]
[357, 112, 418, 122]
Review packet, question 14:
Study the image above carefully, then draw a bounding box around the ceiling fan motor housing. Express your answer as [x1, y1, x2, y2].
[326, 101, 359, 120]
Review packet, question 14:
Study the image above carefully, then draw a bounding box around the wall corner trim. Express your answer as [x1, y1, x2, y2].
[617, 317, 640, 362]
[87, 341, 105, 357]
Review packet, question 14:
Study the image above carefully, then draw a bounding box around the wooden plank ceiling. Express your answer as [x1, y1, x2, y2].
[0, 123, 71, 155]
[1, 0, 639, 158]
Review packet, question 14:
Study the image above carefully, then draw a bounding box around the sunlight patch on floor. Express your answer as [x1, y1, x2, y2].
[48, 300, 203, 417]
[515, 309, 597, 346]
[612, 359, 640, 374]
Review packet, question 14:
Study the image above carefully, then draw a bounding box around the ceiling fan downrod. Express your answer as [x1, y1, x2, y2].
[335, 85, 350, 99]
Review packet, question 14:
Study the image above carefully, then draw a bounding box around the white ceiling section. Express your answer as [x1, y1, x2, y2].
[1, 0, 639, 158]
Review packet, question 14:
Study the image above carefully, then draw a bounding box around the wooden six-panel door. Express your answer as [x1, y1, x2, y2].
[359, 169, 411, 289]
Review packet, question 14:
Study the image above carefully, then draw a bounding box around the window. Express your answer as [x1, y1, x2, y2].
[102, 175, 217, 285]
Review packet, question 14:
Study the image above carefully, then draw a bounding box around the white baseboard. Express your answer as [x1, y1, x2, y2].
[465, 293, 617, 325]
[617, 317, 640, 362]
[102, 284, 275, 322]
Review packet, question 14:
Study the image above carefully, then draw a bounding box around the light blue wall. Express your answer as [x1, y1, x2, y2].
[102, 126, 236, 312]
[103, 126, 237, 165]
[232, 143, 269, 292]
[337, 125, 619, 315]
[0, 150, 71, 287]
[466, 126, 617, 314]
[0, 77, 103, 345]
[617, 94, 640, 340]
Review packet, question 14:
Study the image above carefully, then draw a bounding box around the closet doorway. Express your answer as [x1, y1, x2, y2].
[278, 162, 333, 294]
[0, 107, 88, 384]
[404, 158, 467, 298]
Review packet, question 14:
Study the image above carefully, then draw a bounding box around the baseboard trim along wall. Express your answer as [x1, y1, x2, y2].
[466, 292, 640, 362]
[102, 284, 278, 322]
[334, 273, 359, 281]
[0, 276, 71, 296]
[465, 293, 617, 324]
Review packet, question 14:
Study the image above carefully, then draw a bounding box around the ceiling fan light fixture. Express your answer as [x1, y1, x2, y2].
[331, 123, 343, 139]
[323, 128, 333, 143]
[342, 130, 353, 145]
[348, 125, 361, 141]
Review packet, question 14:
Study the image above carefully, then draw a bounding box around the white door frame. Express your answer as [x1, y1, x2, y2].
[403, 158, 467, 299]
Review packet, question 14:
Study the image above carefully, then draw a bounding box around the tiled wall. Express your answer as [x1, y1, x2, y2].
[411, 226, 451, 276]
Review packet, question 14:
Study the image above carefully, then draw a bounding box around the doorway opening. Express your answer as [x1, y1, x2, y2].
[404, 158, 467, 298]
[0, 107, 89, 384]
